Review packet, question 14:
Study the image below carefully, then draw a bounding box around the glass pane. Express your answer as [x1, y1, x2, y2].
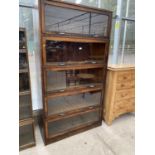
[19, 53, 28, 69]
[19, 73, 30, 92]
[118, 20, 135, 64]
[45, 5, 108, 37]
[47, 68, 103, 92]
[47, 91, 101, 116]
[19, 0, 35, 7]
[48, 110, 100, 136]
[19, 31, 26, 49]
[19, 7, 34, 53]
[46, 41, 105, 64]
[63, 0, 117, 16]
[19, 95, 32, 120]
[64, 0, 99, 8]
[122, 0, 135, 18]
[19, 124, 34, 147]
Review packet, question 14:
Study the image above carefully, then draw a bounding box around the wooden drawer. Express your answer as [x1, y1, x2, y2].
[115, 89, 135, 101]
[116, 80, 135, 90]
[117, 71, 134, 82]
[114, 98, 135, 111]
[114, 106, 135, 118]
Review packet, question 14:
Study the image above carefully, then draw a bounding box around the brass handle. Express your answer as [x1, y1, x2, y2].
[91, 61, 96, 64]
[89, 106, 94, 109]
[59, 89, 65, 92]
[121, 84, 125, 87]
[89, 85, 95, 88]
[59, 113, 65, 116]
[59, 63, 65, 66]
[123, 76, 127, 79]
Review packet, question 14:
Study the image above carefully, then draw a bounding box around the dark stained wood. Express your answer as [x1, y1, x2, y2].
[19, 28, 36, 150]
[44, 63, 105, 71]
[44, 106, 100, 121]
[46, 84, 102, 99]
[39, 0, 112, 145]
[45, 121, 101, 145]
[42, 34, 109, 43]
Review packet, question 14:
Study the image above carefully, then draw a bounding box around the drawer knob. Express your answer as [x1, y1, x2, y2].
[121, 84, 125, 87]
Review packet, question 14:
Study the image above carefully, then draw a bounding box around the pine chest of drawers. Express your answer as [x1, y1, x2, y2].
[103, 65, 135, 125]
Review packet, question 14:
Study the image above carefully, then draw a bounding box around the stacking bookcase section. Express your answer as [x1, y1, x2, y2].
[19, 28, 35, 150]
[19, 119, 35, 150]
[39, 0, 112, 144]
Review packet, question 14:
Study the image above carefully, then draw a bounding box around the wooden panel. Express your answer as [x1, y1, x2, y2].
[114, 98, 135, 111]
[115, 89, 135, 101]
[117, 71, 134, 82]
[47, 110, 100, 138]
[19, 122, 35, 150]
[116, 80, 135, 90]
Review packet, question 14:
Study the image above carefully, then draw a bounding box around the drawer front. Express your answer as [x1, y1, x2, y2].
[116, 80, 135, 90]
[115, 89, 135, 101]
[47, 110, 100, 138]
[114, 98, 135, 111]
[117, 71, 135, 82]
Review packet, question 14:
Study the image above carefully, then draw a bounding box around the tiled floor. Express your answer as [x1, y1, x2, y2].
[20, 113, 135, 155]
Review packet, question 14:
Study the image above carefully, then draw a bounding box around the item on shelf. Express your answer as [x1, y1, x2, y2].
[19, 28, 35, 150]
[39, 0, 112, 145]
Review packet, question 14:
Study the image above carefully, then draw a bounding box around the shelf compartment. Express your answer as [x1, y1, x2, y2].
[44, 4, 109, 38]
[19, 52, 28, 69]
[19, 122, 35, 150]
[47, 109, 100, 138]
[19, 72, 30, 92]
[19, 94, 32, 120]
[19, 30, 26, 49]
[46, 68, 103, 93]
[46, 91, 101, 117]
[44, 40, 105, 65]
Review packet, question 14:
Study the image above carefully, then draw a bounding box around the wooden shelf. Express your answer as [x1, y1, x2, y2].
[46, 84, 102, 99]
[19, 90, 30, 96]
[44, 63, 104, 71]
[19, 49, 27, 53]
[19, 68, 28, 73]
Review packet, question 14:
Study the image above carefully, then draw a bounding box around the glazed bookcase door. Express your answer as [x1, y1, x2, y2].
[46, 109, 100, 139]
[19, 122, 35, 150]
[46, 90, 102, 117]
[19, 94, 32, 120]
[45, 68, 104, 93]
[44, 40, 106, 65]
[43, 3, 109, 38]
